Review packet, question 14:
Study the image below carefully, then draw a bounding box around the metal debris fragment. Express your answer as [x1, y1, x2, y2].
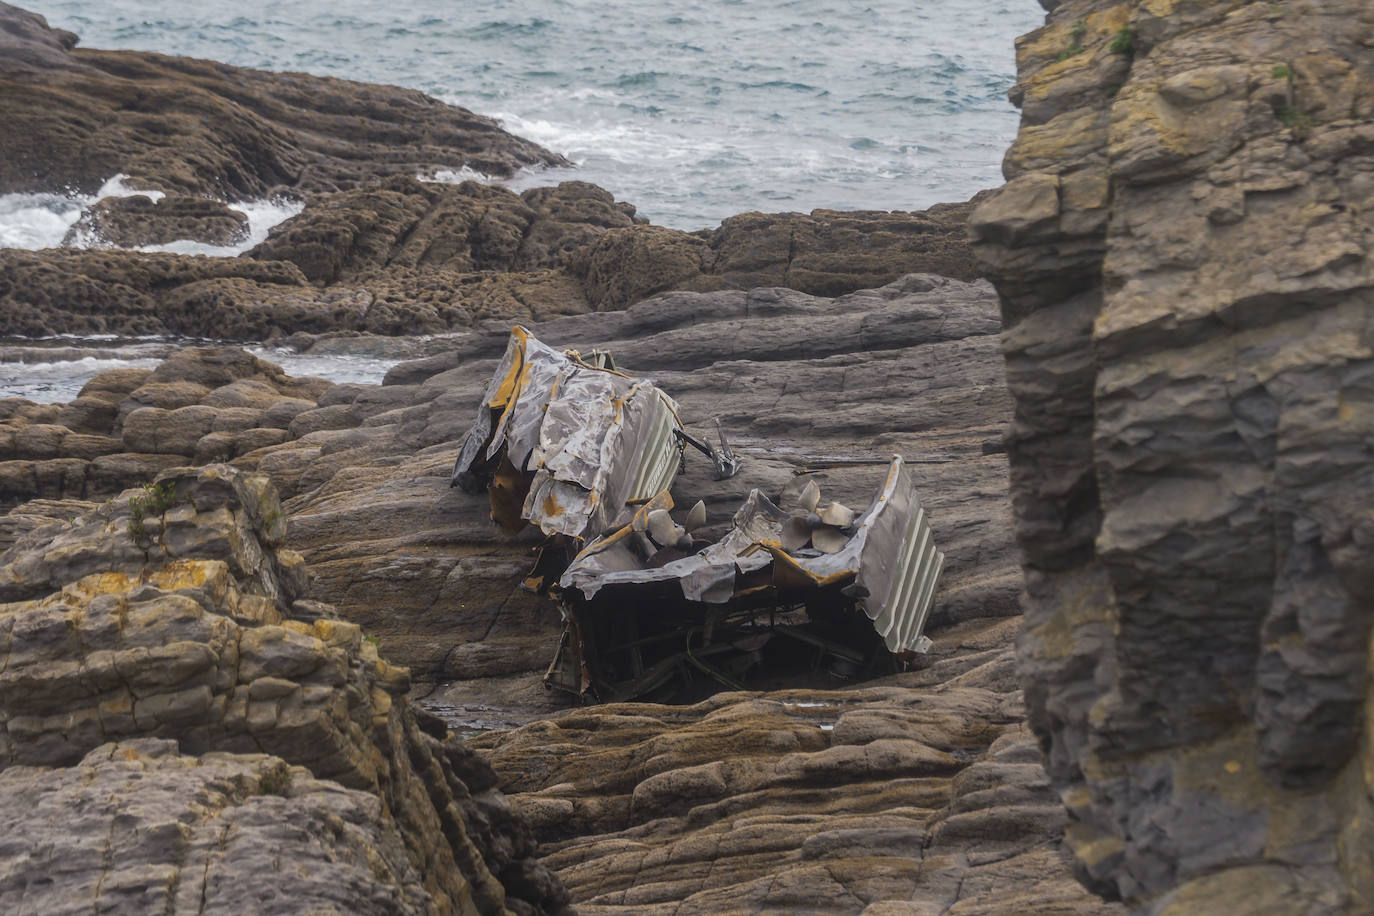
[451, 328, 946, 703]
[451, 326, 685, 540]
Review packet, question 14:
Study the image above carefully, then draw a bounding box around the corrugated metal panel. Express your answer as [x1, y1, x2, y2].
[452, 327, 686, 541]
[855, 458, 944, 654]
[626, 392, 682, 501]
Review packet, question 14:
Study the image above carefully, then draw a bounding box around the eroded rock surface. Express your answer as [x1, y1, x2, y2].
[0, 2, 564, 199]
[0, 271, 1122, 912]
[64, 194, 251, 248]
[254, 177, 983, 307]
[469, 618, 1117, 915]
[0, 463, 568, 914]
[972, 0, 1374, 911]
[0, 173, 983, 341]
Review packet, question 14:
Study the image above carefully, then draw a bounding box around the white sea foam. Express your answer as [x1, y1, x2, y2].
[0, 192, 85, 249]
[422, 166, 497, 185]
[0, 174, 302, 255]
[490, 110, 725, 167]
[247, 348, 400, 387]
[0, 355, 164, 404]
[93, 174, 166, 203]
[0, 339, 402, 404]
[136, 198, 304, 256]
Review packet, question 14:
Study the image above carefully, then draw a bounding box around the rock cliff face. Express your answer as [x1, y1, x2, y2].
[972, 0, 1374, 910]
[0, 2, 563, 199]
[0, 463, 568, 914]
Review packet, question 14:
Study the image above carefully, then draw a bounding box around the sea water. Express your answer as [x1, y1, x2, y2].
[16, 0, 1042, 229]
[1, 0, 1043, 400]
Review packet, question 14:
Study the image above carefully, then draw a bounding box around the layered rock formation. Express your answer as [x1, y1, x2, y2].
[0, 347, 331, 509]
[471, 621, 1114, 915]
[0, 462, 568, 914]
[0, 2, 564, 199]
[0, 175, 981, 339]
[3, 274, 1016, 675]
[0, 269, 1130, 911]
[972, 0, 1374, 911]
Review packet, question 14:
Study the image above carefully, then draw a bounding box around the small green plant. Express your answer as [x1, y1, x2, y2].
[127, 480, 178, 546]
[1271, 64, 1292, 80]
[1056, 18, 1088, 62]
[1109, 26, 1135, 55]
[258, 762, 294, 797]
[363, 633, 381, 651]
[1277, 104, 1312, 138]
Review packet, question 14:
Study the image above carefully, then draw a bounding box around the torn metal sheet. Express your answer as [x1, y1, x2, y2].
[557, 456, 943, 656]
[449, 327, 947, 704]
[451, 327, 684, 540]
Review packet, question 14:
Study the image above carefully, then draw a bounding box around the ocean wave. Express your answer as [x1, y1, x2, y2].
[0, 356, 164, 404]
[247, 350, 400, 386]
[0, 175, 301, 255]
[135, 198, 304, 256]
[29, 0, 1043, 229]
[421, 166, 498, 185]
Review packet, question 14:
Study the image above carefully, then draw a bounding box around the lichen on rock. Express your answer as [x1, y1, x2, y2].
[973, 0, 1374, 910]
[0, 462, 570, 914]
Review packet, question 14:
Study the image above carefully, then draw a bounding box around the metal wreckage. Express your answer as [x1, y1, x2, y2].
[451, 326, 945, 703]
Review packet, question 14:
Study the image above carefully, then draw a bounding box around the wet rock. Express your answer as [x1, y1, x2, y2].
[64, 194, 250, 248]
[973, 0, 1374, 910]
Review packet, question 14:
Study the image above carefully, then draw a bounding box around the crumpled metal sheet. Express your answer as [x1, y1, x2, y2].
[558, 456, 944, 654]
[451, 326, 683, 540]
[557, 455, 945, 656]
[557, 489, 779, 605]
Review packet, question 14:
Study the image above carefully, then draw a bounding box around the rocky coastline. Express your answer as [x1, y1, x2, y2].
[5, 0, 1363, 913]
[0, 4, 1106, 912]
